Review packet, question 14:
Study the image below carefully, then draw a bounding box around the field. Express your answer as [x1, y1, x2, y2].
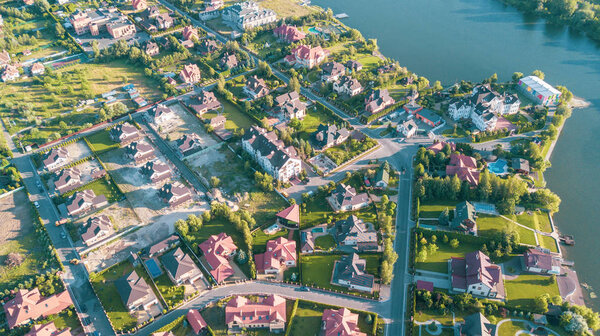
[504, 274, 560, 311]
[296, 105, 338, 140]
[538, 234, 559, 253]
[419, 199, 457, 218]
[258, 0, 316, 17]
[415, 240, 480, 274]
[509, 210, 552, 233]
[314, 235, 336, 250]
[62, 177, 124, 204]
[476, 214, 537, 246]
[300, 253, 381, 293]
[154, 265, 185, 308]
[86, 129, 119, 154]
[0, 190, 48, 292]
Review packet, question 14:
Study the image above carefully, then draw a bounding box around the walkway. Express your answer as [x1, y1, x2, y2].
[494, 318, 560, 336]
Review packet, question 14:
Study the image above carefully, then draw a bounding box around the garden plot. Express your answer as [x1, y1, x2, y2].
[161, 103, 219, 150]
[83, 201, 210, 273]
[71, 201, 140, 246]
[41, 140, 93, 171]
[46, 158, 104, 192]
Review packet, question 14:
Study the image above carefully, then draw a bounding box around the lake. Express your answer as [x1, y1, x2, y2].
[312, 0, 600, 309]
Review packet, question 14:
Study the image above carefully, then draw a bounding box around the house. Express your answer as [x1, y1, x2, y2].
[512, 158, 530, 174]
[66, 189, 108, 217]
[141, 160, 172, 183]
[70, 8, 136, 38]
[518, 75, 561, 106]
[161, 247, 203, 285]
[132, 0, 147, 11]
[25, 321, 72, 336]
[427, 141, 456, 154]
[199, 233, 237, 283]
[333, 76, 363, 97]
[110, 122, 140, 145]
[198, 39, 219, 55]
[222, 1, 276, 30]
[116, 270, 159, 311]
[182, 25, 199, 41]
[332, 253, 375, 293]
[125, 141, 155, 164]
[149, 103, 175, 125]
[327, 183, 371, 212]
[333, 215, 378, 251]
[199, 0, 223, 20]
[446, 153, 480, 187]
[0, 50, 10, 66]
[3, 288, 73, 329]
[501, 94, 521, 114]
[522, 248, 560, 275]
[31, 62, 45, 76]
[155, 13, 174, 30]
[188, 90, 221, 115]
[373, 163, 389, 189]
[255, 237, 297, 274]
[451, 201, 477, 235]
[225, 295, 286, 332]
[209, 115, 226, 129]
[460, 313, 496, 336]
[450, 251, 504, 298]
[274, 91, 306, 120]
[220, 52, 238, 69]
[187, 309, 207, 335]
[321, 308, 366, 336]
[398, 119, 418, 138]
[321, 61, 346, 82]
[243, 75, 270, 100]
[242, 125, 301, 182]
[285, 45, 328, 69]
[158, 182, 192, 207]
[145, 41, 159, 56]
[311, 124, 350, 150]
[273, 24, 305, 43]
[403, 100, 423, 115]
[345, 60, 363, 73]
[365, 89, 395, 114]
[276, 204, 300, 228]
[300, 231, 315, 254]
[2, 65, 20, 82]
[179, 63, 201, 84]
[54, 167, 82, 194]
[81, 215, 113, 246]
[147, 235, 179, 257]
[176, 133, 203, 157]
[415, 108, 443, 127]
[42, 147, 70, 171]
[152, 332, 175, 336]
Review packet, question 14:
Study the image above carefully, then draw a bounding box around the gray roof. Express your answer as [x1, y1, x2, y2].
[311, 124, 349, 150]
[115, 271, 152, 307]
[161, 247, 200, 282]
[451, 201, 476, 231]
[461, 313, 495, 336]
[332, 253, 374, 289]
[334, 215, 377, 245]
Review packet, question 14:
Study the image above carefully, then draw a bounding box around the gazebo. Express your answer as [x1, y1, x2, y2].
[276, 204, 300, 228]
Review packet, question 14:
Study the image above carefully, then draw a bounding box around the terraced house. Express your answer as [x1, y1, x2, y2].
[242, 125, 301, 182]
[66, 189, 108, 217]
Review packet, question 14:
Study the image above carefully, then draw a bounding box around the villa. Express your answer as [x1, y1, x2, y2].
[179, 63, 201, 84]
[2, 65, 19, 82]
[0, 50, 11, 66]
[43, 147, 70, 171]
[345, 60, 363, 72]
[276, 204, 300, 228]
[182, 25, 199, 41]
[321, 61, 346, 82]
[243, 75, 270, 100]
[254, 237, 297, 275]
[311, 124, 350, 150]
[332, 253, 375, 293]
[285, 45, 328, 69]
[327, 183, 371, 212]
[3, 288, 73, 328]
[199, 233, 237, 283]
[54, 167, 82, 194]
[140, 160, 172, 183]
[125, 141, 155, 164]
[365, 89, 395, 114]
[451, 201, 477, 235]
[398, 119, 418, 138]
[274, 91, 306, 120]
[321, 308, 366, 336]
[446, 153, 480, 186]
[31, 62, 45, 76]
[158, 182, 192, 207]
[427, 141, 456, 154]
[461, 313, 496, 336]
[198, 39, 219, 55]
[110, 122, 140, 145]
[176, 133, 203, 158]
[450, 251, 504, 299]
[145, 41, 159, 56]
[187, 309, 207, 335]
[225, 295, 287, 332]
[273, 24, 305, 43]
[188, 90, 221, 115]
[220, 52, 239, 69]
[161, 247, 203, 285]
[132, 0, 147, 11]
[116, 271, 159, 311]
[333, 76, 363, 97]
[66, 189, 108, 217]
[222, 1, 276, 30]
[148, 103, 175, 125]
[334, 215, 378, 251]
[25, 322, 72, 336]
[81, 215, 113, 246]
[522, 248, 561, 275]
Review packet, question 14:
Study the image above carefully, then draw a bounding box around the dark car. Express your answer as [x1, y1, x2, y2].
[297, 286, 310, 292]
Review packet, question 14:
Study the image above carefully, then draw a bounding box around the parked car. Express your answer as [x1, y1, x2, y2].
[34, 201, 40, 208]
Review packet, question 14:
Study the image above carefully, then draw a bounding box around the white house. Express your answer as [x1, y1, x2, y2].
[517, 75, 561, 106]
[333, 76, 363, 97]
[222, 1, 276, 30]
[397, 119, 417, 138]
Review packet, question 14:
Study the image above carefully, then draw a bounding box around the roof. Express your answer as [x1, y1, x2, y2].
[416, 280, 434, 292]
[161, 247, 201, 282]
[523, 248, 554, 271]
[427, 141, 456, 154]
[291, 44, 326, 61]
[3, 288, 73, 328]
[242, 125, 299, 171]
[374, 164, 389, 185]
[42, 147, 69, 167]
[416, 108, 443, 124]
[446, 154, 479, 186]
[461, 312, 495, 336]
[115, 270, 152, 307]
[147, 235, 179, 255]
[311, 123, 350, 149]
[186, 309, 207, 334]
[512, 158, 530, 172]
[24, 321, 72, 336]
[176, 133, 202, 153]
[322, 308, 366, 336]
[189, 90, 221, 113]
[519, 76, 561, 97]
[451, 201, 476, 231]
[225, 295, 287, 325]
[54, 167, 82, 190]
[158, 182, 191, 203]
[331, 184, 370, 209]
[199, 233, 237, 282]
[255, 237, 296, 272]
[334, 215, 377, 246]
[110, 122, 139, 142]
[66, 189, 107, 215]
[141, 160, 171, 181]
[332, 253, 374, 289]
[276, 204, 300, 223]
[365, 89, 394, 112]
[451, 251, 501, 293]
[81, 215, 112, 244]
[273, 24, 305, 42]
[322, 61, 345, 77]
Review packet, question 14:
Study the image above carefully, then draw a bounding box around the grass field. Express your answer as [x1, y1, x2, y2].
[62, 177, 124, 204]
[538, 234, 558, 253]
[496, 320, 529, 335]
[300, 253, 381, 293]
[415, 240, 480, 274]
[288, 304, 322, 336]
[258, 0, 316, 17]
[419, 199, 457, 218]
[477, 214, 537, 245]
[510, 210, 552, 232]
[296, 105, 338, 140]
[86, 130, 119, 154]
[504, 274, 560, 311]
[252, 227, 290, 254]
[154, 272, 185, 309]
[315, 235, 336, 250]
[202, 99, 254, 132]
[90, 261, 138, 331]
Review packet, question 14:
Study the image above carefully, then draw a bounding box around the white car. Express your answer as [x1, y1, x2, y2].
[34, 201, 40, 208]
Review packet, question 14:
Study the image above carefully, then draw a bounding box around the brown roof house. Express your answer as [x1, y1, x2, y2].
[132, 0, 147, 11]
[147, 235, 179, 257]
[311, 124, 350, 150]
[0, 50, 11, 66]
[321, 61, 346, 83]
[345, 60, 363, 72]
[158, 182, 192, 208]
[116, 270, 159, 311]
[332, 253, 375, 293]
[254, 237, 297, 275]
[225, 295, 287, 333]
[1, 64, 20, 82]
[161, 247, 203, 285]
[54, 167, 82, 194]
[522, 248, 560, 275]
[274, 91, 306, 120]
[321, 308, 366, 336]
[273, 24, 305, 43]
[220, 52, 238, 70]
[66, 189, 108, 217]
[327, 183, 371, 212]
[285, 45, 328, 69]
[179, 63, 201, 84]
[125, 141, 155, 164]
[243, 75, 270, 100]
[176, 133, 203, 158]
[3, 288, 73, 328]
[25, 321, 72, 336]
[512, 158, 530, 174]
[365, 89, 395, 114]
[199, 233, 237, 283]
[186, 309, 207, 335]
[446, 154, 480, 187]
[140, 160, 172, 183]
[81, 215, 113, 246]
[198, 39, 219, 55]
[451, 251, 504, 299]
[460, 312, 495, 336]
[334, 215, 378, 251]
[182, 25, 199, 41]
[333, 75, 363, 97]
[188, 90, 221, 115]
[208, 115, 226, 130]
[148, 103, 176, 126]
[145, 41, 159, 56]
[42, 147, 70, 171]
[110, 122, 140, 145]
[30, 62, 45, 76]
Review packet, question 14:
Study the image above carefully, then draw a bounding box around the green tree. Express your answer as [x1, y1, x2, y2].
[512, 72, 523, 82]
[532, 69, 545, 80]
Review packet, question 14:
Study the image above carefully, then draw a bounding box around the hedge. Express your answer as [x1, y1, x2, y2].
[284, 299, 299, 336]
[361, 100, 407, 124]
[155, 315, 186, 333]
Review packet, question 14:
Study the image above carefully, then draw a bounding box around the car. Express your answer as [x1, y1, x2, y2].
[60, 232, 67, 239]
[34, 201, 40, 208]
[297, 286, 310, 292]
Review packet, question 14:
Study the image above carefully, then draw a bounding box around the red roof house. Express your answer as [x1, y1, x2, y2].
[446, 153, 480, 186]
[199, 233, 237, 283]
[273, 24, 305, 43]
[275, 204, 300, 228]
[427, 141, 456, 154]
[182, 25, 199, 41]
[132, 0, 147, 10]
[451, 251, 504, 299]
[321, 308, 366, 336]
[186, 309, 207, 335]
[286, 45, 328, 69]
[24, 321, 72, 336]
[225, 295, 287, 332]
[255, 237, 297, 274]
[4, 289, 73, 328]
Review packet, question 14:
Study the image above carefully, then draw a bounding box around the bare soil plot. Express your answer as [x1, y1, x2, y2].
[71, 201, 140, 245]
[46, 158, 104, 191]
[162, 103, 219, 149]
[187, 145, 251, 195]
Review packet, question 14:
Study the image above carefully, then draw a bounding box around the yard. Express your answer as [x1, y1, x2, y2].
[314, 235, 336, 250]
[89, 261, 138, 331]
[296, 105, 338, 141]
[419, 199, 458, 218]
[86, 129, 119, 154]
[415, 240, 481, 274]
[477, 214, 537, 246]
[538, 234, 559, 253]
[504, 274, 560, 311]
[496, 320, 529, 335]
[252, 227, 291, 254]
[509, 210, 552, 233]
[61, 176, 124, 204]
[300, 253, 381, 293]
[152, 272, 184, 309]
[259, 0, 316, 17]
[201, 98, 254, 132]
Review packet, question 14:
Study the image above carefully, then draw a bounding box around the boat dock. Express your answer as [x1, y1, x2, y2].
[334, 13, 349, 19]
[559, 234, 575, 245]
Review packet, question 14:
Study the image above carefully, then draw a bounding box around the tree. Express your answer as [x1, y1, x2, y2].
[265, 94, 274, 108]
[532, 69, 545, 80]
[289, 76, 301, 92]
[210, 176, 221, 188]
[562, 311, 589, 334]
[439, 208, 450, 226]
[512, 72, 523, 82]
[432, 80, 443, 92]
[449, 238, 459, 249]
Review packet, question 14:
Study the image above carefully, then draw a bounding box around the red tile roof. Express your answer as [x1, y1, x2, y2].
[322, 308, 366, 336]
[199, 233, 237, 283]
[24, 321, 72, 336]
[225, 295, 286, 326]
[4, 289, 73, 328]
[255, 237, 296, 273]
[186, 309, 207, 334]
[276, 204, 300, 223]
[446, 153, 479, 186]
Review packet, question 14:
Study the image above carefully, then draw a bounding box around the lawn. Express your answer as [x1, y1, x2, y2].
[89, 261, 138, 331]
[419, 199, 457, 218]
[300, 253, 381, 293]
[186, 217, 244, 252]
[86, 130, 119, 154]
[245, 190, 290, 226]
[477, 214, 537, 245]
[415, 240, 480, 274]
[504, 274, 560, 311]
[296, 105, 338, 140]
[62, 177, 124, 204]
[441, 126, 469, 138]
[314, 235, 336, 250]
[259, 0, 316, 17]
[154, 272, 185, 309]
[538, 234, 558, 253]
[414, 309, 458, 326]
[496, 320, 529, 335]
[510, 210, 552, 233]
[202, 98, 254, 132]
[252, 227, 291, 254]
[52, 308, 83, 333]
[288, 304, 322, 336]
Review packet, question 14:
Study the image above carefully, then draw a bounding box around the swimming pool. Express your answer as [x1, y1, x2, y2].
[145, 259, 162, 279]
[311, 227, 325, 233]
[487, 159, 508, 175]
[308, 27, 320, 34]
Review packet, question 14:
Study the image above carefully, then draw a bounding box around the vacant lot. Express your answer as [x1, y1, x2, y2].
[505, 274, 560, 311]
[62, 177, 124, 204]
[164, 103, 219, 151]
[86, 129, 119, 155]
[259, 0, 316, 17]
[0, 190, 47, 291]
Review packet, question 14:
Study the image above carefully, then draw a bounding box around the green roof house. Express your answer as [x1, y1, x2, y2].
[374, 164, 390, 189]
[451, 201, 477, 235]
